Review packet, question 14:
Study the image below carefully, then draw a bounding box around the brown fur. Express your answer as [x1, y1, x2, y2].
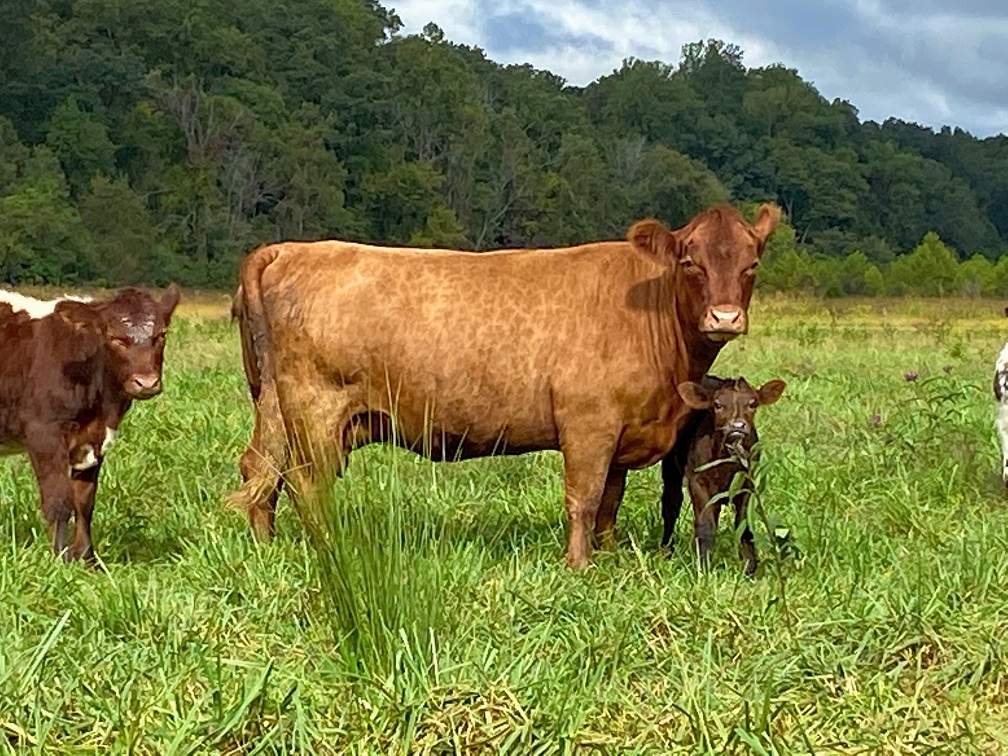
[0, 286, 180, 563]
[666, 376, 786, 576]
[227, 204, 780, 568]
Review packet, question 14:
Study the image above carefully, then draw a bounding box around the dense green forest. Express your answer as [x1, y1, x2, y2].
[2, 0, 1007, 293]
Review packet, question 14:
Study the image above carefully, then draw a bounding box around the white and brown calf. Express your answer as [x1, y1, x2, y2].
[0, 286, 179, 563]
[995, 334, 1008, 486]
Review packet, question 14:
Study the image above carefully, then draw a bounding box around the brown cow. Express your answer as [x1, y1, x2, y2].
[0, 286, 180, 563]
[228, 204, 780, 569]
[666, 376, 786, 576]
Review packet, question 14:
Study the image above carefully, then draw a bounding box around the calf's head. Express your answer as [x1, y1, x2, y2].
[629, 204, 780, 342]
[56, 285, 181, 399]
[678, 376, 786, 445]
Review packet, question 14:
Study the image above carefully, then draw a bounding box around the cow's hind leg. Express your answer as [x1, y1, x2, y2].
[283, 387, 361, 513]
[227, 383, 289, 540]
[593, 467, 627, 551]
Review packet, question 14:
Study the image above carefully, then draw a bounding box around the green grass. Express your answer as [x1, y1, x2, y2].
[2, 295, 1008, 753]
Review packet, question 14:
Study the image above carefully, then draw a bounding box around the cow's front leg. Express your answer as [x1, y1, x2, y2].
[593, 467, 627, 551]
[561, 438, 616, 570]
[27, 441, 74, 560]
[69, 462, 102, 565]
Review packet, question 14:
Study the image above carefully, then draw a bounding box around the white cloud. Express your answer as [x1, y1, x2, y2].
[389, 0, 483, 45]
[388, 0, 1008, 135]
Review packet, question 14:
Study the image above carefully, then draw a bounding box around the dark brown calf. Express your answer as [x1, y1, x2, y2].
[0, 286, 180, 563]
[661, 376, 785, 576]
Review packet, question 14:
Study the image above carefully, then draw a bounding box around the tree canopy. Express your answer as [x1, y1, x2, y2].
[1, 1, 1006, 289]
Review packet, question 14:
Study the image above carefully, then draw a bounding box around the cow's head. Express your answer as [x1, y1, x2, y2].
[677, 376, 786, 444]
[56, 285, 181, 400]
[629, 204, 780, 342]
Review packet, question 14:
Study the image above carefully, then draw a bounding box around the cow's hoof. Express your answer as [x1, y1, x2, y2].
[565, 553, 590, 571]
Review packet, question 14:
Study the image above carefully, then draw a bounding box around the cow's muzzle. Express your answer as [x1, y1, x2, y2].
[701, 305, 748, 342]
[126, 373, 162, 399]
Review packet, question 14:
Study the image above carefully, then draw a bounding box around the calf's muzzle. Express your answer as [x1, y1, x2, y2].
[127, 373, 162, 399]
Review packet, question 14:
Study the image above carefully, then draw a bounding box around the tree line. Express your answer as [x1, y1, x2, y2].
[1, 1, 1007, 293]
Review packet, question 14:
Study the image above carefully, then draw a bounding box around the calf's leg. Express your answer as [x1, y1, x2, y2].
[733, 492, 757, 577]
[27, 443, 74, 560]
[690, 479, 721, 570]
[998, 397, 1008, 486]
[69, 462, 102, 565]
[593, 467, 627, 551]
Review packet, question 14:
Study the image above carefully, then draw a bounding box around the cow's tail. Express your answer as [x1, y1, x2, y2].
[225, 246, 288, 539]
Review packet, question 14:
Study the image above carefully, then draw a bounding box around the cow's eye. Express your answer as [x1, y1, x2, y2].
[748, 399, 758, 409]
[681, 256, 705, 276]
[744, 262, 760, 276]
[713, 400, 724, 411]
[111, 337, 130, 349]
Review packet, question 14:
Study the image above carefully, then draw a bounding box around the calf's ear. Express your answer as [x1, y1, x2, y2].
[628, 219, 680, 265]
[160, 283, 181, 323]
[55, 300, 102, 332]
[677, 381, 713, 409]
[752, 203, 782, 249]
[756, 379, 786, 406]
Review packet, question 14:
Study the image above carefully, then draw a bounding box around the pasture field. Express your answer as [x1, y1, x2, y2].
[2, 294, 1008, 754]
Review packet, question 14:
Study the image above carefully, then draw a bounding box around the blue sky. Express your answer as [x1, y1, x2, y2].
[389, 0, 1008, 137]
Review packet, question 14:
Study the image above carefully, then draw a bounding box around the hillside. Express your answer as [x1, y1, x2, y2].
[2, 1, 1006, 287]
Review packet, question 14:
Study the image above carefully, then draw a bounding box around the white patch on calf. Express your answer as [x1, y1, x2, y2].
[101, 427, 117, 456]
[0, 289, 92, 319]
[994, 341, 1008, 485]
[70, 444, 98, 472]
[121, 316, 154, 344]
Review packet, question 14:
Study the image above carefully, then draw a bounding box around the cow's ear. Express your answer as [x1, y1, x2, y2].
[678, 381, 712, 409]
[55, 300, 102, 332]
[752, 203, 782, 250]
[756, 379, 786, 406]
[160, 283, 181, 323]
[628, 219, 680, 264]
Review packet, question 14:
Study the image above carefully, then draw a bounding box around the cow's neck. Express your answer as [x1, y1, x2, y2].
[655, 280, 722, 388]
